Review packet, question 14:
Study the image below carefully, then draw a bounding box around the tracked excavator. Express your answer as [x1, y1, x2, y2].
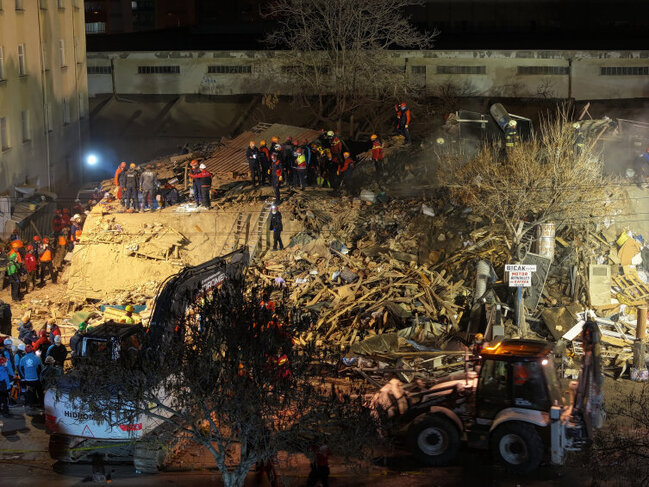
[373, 319, 605, 473]
[44, 248, 249, 472]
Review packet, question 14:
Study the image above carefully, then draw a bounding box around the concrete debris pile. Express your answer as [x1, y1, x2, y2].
[254, 244, 467, 353]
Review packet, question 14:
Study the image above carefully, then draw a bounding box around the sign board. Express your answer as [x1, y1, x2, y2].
[505, 264, 536, 288]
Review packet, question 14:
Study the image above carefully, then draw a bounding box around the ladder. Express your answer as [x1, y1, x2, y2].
[219, 212, 248, 255]
[248, 200, 274, 261]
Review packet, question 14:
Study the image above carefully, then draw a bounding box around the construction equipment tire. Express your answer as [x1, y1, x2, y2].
[490, 421, 544, 474]
[133, 442, 168, 474]
[407, 414, 460, 466]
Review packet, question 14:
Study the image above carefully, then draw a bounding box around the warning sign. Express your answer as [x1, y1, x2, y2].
[508, 270, 532, 287]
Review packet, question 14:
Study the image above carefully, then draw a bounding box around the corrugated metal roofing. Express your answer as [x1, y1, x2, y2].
[201, 123, 322, 177]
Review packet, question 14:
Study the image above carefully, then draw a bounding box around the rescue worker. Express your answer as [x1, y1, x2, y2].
[46, 335, 68, 367]
[370, 134, 384, 179]
[9, 238, 24, 261]
[258, 140, 271, 186]
[48, 320, 62, 344]
[139, 164, 158, 211]
[40, 355, 62, 388]
[270, 205, 283, 251]
[270, 153, 283, 203]
[189, 164, 213, 208]
[23, 245, 39, 292]
[269, 136, 281, 160]
[189, 159, 202, 206]
[54, 231, 68, 271]
[295, 147, 307, 190]
[282, 137, 295, 186]
[246, 141, 260, 187]
[330, 133, 343, 158]
[6, 253, 22, 302]
[124, 304, 135, 324]
[69, 322, 87, 361]
[61, 208, 71, 228]
[393, 103, 401, 131]
[472, 333, 486, 356]
[505, 119, 519, 149]
[338, 152, 354, 192]
[114, 161, 127, 202]
[0, 338, 15, 381]
[18, 345, 42, 408]
[0, 356, 10, 416]
[69, 216, 83, 249]
[31, 235, 43, 257]
[0, 300, 11, 336]
[397, 102, 412, 144]
[33, 329, 51, 358]
[39, 239, 55, 285]
[573, 122, 585, 154]
[124, 163, 140, 211]
[52, 209, 63, 235]
[17, 313, 36, 344]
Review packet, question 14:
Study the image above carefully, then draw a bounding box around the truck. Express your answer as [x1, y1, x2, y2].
[374, 320, 604, 473]
[44, 248, 249, 471]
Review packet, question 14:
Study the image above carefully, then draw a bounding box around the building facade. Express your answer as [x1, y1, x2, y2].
[86, 49, 649, 101]
[0, 0, 88, 196]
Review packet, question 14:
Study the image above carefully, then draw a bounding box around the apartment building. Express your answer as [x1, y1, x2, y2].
[0, 0, 89, 196]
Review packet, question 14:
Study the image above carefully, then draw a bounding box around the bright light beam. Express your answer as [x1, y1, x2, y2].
[86, 154, 99, 166]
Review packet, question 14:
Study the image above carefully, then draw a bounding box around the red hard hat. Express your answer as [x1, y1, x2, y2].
[296, 148, 303, 154]
[43, 237, 50, 244]
[56, 209, 62, 215]
[400, 102, 407, 108]
[190, 159, 198, 166]
[63, 208, 69, 214]
[33, 235, 40, 241]
[26, 244, 33, 251]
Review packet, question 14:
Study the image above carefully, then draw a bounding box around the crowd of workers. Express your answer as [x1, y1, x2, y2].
[0, 310, 90, 415]
[1, 204, 87, 303]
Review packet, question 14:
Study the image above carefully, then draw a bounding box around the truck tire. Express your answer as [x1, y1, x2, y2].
[490, 422, 544, 474]
[407, 414, 460, 466]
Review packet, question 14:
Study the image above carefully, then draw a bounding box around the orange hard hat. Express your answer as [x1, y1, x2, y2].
[249, 141, 255, 147]
[33, 235, 41, 241]
[190, 159, 198, 166]
[370, 134, 378, 140]
[271, 136, 279, 143]
[400, 102, 407, 108]
[43, 237, 50, 244]
[260, 140, 266, 146]
[343, 152, 350, 158]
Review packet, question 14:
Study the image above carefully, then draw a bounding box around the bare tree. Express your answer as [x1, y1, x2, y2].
[440, 110, 618, 260]
[67, 280, 380, 487]
[263, 0, 437, 123]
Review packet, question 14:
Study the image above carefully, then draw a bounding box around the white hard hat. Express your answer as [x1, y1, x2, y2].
[326, 131, 334, 137]
[508, 120, 517, 127]
[199, 163, 206, 170]
[572, 122, 581, 129]
[436, 137, 445, 145]
[271, 205, 277, 210]
[3, 338, 11, 346]
[72, 214, 81, 220]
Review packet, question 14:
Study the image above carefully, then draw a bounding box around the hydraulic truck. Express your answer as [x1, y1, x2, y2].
[44, 248, 249, 472]
[375, 320, 605, 473]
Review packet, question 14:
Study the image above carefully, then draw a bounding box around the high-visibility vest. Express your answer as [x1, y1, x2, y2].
[39, 249, 53, 262]
[9, 250, 22, 263]
[75, 229, 82, 240]
[10, 239, 23, 249]
[58, 235, 67, 247]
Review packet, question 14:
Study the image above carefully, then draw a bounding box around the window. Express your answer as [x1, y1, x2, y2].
[39, 0, 48, 9]
[208, 65, 252, 74]
[58, 39, 66, 68]
[86, 22, 107, 34]
[600, 66, 649, 76]
[0, 117, 9, 150]
[437, 65, 486, 75]
[0, 47, 5, 81]
[512, 361, 549, 410]
[87, 65, 112, 74]
[18, 44, 26, 76]
[21, 110, 30, 142]
[62, 98, 71, 125]
[58, 0, 65, 9]
[15, 0, 23, 11]
[411, 65, 426, 75]
[518, 66, 569, 75]
[477, 359, 511, 419]
[137, 65, 180, 74]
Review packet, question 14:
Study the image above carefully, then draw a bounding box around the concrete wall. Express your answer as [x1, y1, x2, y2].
[0, 0, 89, 196]
[87, 49, 649, 100]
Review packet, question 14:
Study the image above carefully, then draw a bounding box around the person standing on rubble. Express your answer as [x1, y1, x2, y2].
[338, 152, 354, 193]
[189, 163, 213, 208]
[46, 335, 68, 368]
[282, 137, 295, 187]
[370, 134, 384, 179]
[6, 253, 23, 302]
[114, 162, 127, 203]
[52, 210, 63, 236]
[271, 153, 283, 204]
[247, 141, 260, 187]
[505, 120, 519, 149]
[39, 238, 55, 285]
[258, 140, 271, 186]
[270, 205, 284, 251]
[139, 164, 159, 211]
[397, 102, 412, 144]
[0, 356, 11, 417]
[124, 163, 140, 211]
[23, 245, 38, 293]
[70, 322, 87, 363]
[189, 160, 202, 206]
[295, 147, 307, 190]
[19, 345, 42, 408]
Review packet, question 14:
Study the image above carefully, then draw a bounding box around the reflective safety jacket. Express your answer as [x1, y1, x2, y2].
[371, 140, 383, 160]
